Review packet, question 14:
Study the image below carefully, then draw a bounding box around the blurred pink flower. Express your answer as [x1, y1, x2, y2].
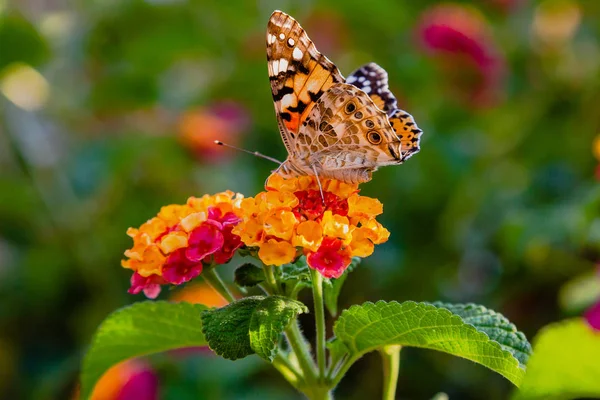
[584, 301, 600, 332]
[83, 359, 158, 400]
[416, 3, 506, 107]
[178, 101, 250, 161]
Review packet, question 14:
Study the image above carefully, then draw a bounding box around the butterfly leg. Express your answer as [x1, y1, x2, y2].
[311, 164, 326, 205]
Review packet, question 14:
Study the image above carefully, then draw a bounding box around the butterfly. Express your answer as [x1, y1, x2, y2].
[267, 10, 422, 184]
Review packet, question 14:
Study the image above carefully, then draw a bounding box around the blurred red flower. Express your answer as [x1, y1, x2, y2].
[416, 3, 506, 107]
[178, 101, 250, 161]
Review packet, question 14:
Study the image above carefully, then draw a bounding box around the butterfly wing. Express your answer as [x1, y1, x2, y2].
[347, 62, 423, 161]
[267, 10, 344, 156]
[346, 62, 398, 115]
[294, 82, 402, 183]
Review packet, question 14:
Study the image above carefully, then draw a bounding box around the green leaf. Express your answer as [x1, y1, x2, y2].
[234, 263, 265, 287]
[201, 296, 307, 362]
[201, 296, 263, 360]
[324, 257, 361, 317]
[433, 302, 532, 366]
[81, 301, 208, 400]
[280, 256, 311, 282]
[334, 301, 529, 386]
[279, 256, 312, 296]
[249, 296, 308, 361]
[514, 318, 600, 400]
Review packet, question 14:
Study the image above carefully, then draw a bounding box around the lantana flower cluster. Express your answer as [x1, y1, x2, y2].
[121, 191, 243, 298]
[233, 174, 390, 278]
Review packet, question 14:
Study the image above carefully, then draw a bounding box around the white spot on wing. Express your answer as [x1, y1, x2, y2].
[287, 38, 295, 46]
[279, 33, 285, 40]
[363, 86, 371, 93]
[281, 93, 296, 108]
[292, 47, 303, 60]
[271, 59, 280, 74]
[279, 58, 289, 72]
[268, 34, 276, 44]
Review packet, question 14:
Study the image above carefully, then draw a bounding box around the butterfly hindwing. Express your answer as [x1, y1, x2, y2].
[295, 83, 402, 183]
[347, 62, 398, 115]
[348, 62, 423, 161]
[267, 10, 344, 155]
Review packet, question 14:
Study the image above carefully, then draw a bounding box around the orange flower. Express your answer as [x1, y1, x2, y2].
[234, 174, 389, 278]
[122, 191, 244, 297]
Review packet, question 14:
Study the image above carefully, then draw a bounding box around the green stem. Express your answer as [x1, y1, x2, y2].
[310, 268, 327, 382]
[202, 268, 236, 303]
[380, 345, 401, 400]
[264, 264, 279, 294]
[285, 321, 318, 385]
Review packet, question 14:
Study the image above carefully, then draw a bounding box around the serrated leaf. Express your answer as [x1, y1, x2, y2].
[280, 256, 311, 282]
[324, 257, 361, 317]
[201, 296, 263, 360]
[334, 301, 528, 386]
[433, 302, 532, 366]
[80, 301, 208, 400]
[234, 263, 265, 287]
[249, 296, 308, 361]
[513, 318, 600, 400]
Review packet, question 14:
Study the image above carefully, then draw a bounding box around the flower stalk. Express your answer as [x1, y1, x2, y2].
[380, 345, 402, 400]
[311, 268, 327, 382]
[202, 268, 236, 303]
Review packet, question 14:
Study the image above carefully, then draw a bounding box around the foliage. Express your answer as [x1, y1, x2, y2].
[80, 301, 208, 400]
[333, 301, 529, 386]
[514, 318, 600, 400]
[2, 0, 600, 399]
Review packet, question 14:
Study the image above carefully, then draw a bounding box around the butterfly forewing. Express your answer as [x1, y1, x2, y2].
[267, 10, 344, 155]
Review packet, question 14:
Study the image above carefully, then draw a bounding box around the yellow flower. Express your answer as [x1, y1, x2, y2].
[235, 174, 389, 277]
[258, 239, 297, 265]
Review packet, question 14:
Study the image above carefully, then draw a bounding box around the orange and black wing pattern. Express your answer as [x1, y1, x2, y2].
[267, 10, 344, 156]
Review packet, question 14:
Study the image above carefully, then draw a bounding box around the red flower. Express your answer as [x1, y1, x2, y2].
[307, 237, 352, 279]
[293, 190, 349, 221]
[416, 4, 505, 107]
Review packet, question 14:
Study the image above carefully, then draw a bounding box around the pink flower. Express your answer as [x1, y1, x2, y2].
[307, 237, 352, 279]
[416, 3, 506, 107]
[162, 248, 204, 285]
[584, 301, 600, 332]
[185, 221, 225, 263]
[128, 273, 167, 299]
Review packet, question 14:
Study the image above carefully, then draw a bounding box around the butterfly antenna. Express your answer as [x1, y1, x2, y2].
[214, 140, 282, 165]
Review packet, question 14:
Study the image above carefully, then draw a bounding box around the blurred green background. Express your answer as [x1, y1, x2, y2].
[1, 0, 600, 399]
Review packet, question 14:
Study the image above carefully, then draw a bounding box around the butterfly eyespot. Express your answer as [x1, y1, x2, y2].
[367, 131, 382, 145]
[354, 111, 363, 119]
[365, 120, 375, 128]
[345, 102, 356, 113]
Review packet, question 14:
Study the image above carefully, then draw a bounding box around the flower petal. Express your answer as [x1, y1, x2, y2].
[258, 239, 297, 266]
[186, 221, 225, 262]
